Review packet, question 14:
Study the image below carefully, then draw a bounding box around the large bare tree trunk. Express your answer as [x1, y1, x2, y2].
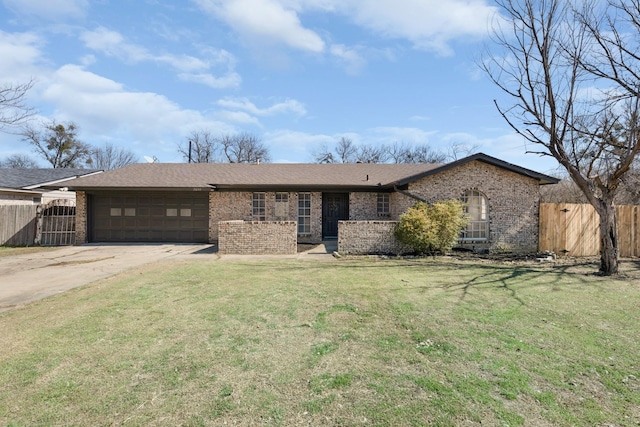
[595, 201, 619, 275]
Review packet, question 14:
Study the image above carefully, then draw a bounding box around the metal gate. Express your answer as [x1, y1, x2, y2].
[36, 200, 76, 246]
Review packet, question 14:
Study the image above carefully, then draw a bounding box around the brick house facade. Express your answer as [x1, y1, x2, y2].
[67, 153, 558, 253]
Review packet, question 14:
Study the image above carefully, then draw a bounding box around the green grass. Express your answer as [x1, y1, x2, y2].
[1, 257, 639, 426]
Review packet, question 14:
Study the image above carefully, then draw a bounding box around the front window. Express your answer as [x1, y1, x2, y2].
[377, 193, 390, 215]
[298, 193, 311, 234]
[252, 192, 266, 221]
[275, 192, 289, 220]
[460, 189, 488, 241]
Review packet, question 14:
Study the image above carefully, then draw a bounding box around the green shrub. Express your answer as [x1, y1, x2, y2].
[394, 200, 469, 254]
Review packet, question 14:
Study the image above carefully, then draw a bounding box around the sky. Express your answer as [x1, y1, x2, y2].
[0, 0, 561, 174]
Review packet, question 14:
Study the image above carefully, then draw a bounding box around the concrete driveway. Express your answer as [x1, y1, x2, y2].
[0, 244, 214, 313]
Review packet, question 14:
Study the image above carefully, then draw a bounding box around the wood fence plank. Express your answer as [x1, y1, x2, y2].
[0, 205, 37, 245]
[583, 204, 599, 257]
[618, 206, 631, 257]
[540, 203, 640, 257]
[538, 203, 554, 252]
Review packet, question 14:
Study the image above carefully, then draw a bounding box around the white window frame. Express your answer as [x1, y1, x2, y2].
[275, 192, 289, 221]
[460, 189, 489, 241]
[377, 193, 390, 215]
[252, 192, 266, 221]
[297, 192, 311, 235]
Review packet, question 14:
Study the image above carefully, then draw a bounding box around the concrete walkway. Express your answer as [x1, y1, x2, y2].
[0, 242, 338, 313]
[0, 244, 212, 313]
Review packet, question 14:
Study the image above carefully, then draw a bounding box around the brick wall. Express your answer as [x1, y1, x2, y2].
[209, 191, 323, 244]
[75, 191, 87, 244]
[338, 220, 406, 255]
[218, 220, 297, 254]
[209, 192, 251, 242]
[338, 161, 541, 253]
[395, 161, 541, 252]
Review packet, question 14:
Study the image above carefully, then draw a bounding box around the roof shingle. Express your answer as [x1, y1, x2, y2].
[59, 153, 559, 191]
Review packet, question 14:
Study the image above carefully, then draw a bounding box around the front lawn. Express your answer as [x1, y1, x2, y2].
[1, 257, 639, 426]
[0, 246, 55, 257]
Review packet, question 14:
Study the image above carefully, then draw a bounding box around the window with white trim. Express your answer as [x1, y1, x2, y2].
[252, 192, 266, 221]
[275, 192, 289, 220]
[298, 192, 311, 234]
[377, 193, 390, 215]
[460, 189, 488, 241]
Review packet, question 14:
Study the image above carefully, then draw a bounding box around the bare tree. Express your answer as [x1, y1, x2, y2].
[0, 79, 36, 133]
[0, 154, 39, 168]
[177, 130, 219, 163]
[355, 144, 390, 163]
[386, 142, 448, 163]
[313, 137, 358, 163]
[219, 132, 271, 163]
[88, 143, 138, 170]
[315, 139, 448, 164]
[386, 142, 414, 163]
[404, 144, 447, 164]
[446, 141, 480, 161]
[335, 137, 358, 163]
[482, 0, 640, 275]
[312, 143, 336, 163]
[22, 120, 92, 168]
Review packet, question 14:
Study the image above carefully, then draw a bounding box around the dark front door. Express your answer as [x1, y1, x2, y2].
[322, 193, 349, 239]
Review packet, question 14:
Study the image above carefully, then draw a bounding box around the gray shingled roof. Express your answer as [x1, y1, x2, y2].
[0, 169, 101, 189]
[61, 162, 441, 191]
[59, 153, 559, 191]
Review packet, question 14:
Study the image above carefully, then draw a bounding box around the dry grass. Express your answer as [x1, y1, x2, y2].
[0, 246, 55, 257]
[0, 256, 639, 426]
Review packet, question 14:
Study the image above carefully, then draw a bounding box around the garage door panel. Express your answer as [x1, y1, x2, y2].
[91, 192, 210, 243]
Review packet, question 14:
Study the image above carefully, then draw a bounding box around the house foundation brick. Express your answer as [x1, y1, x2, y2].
[338, 221, 406, 254]
[218, 220, 297, 254]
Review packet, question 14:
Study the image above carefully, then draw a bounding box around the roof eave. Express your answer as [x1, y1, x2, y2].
[211, 183, 391, 192]
[23, 170, 104, 189]
[393, 153, 560, 186]
[70, 186, 214, 192]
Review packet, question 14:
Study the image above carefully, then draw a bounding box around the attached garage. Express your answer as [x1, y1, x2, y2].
[89, 191, 209, 243]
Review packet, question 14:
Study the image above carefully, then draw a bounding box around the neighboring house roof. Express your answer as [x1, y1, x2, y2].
[0, 168, 103, 190]
[60, 153, 559, 192]
[0, 187, 41, 196]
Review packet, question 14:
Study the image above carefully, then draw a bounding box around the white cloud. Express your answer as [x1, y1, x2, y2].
[343, 0, 499, 55]
[217, 97, 307, 117]
[193, 0, 325, 53]
[39, 64, 235, 159]
[2, 0, 88, 21]
[0, 30, 43, 81]
[330, 44, 366, 75]
[215, 110, 262, 126]
[196, 0, 499, 57]
[367, 127, 438, 144]
[80, 27, 241, 89]
[264, 129, 335, 162]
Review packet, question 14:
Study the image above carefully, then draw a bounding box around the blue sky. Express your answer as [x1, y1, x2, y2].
[0, 0, 560, 174]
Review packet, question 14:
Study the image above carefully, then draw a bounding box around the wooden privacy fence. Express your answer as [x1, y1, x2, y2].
[539, 203, 640, 257]
[0, 205, 38, 245]
[0, 200, 76, 246]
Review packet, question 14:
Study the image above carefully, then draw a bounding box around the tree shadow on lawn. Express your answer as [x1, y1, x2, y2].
[224, 257, 626, 307]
